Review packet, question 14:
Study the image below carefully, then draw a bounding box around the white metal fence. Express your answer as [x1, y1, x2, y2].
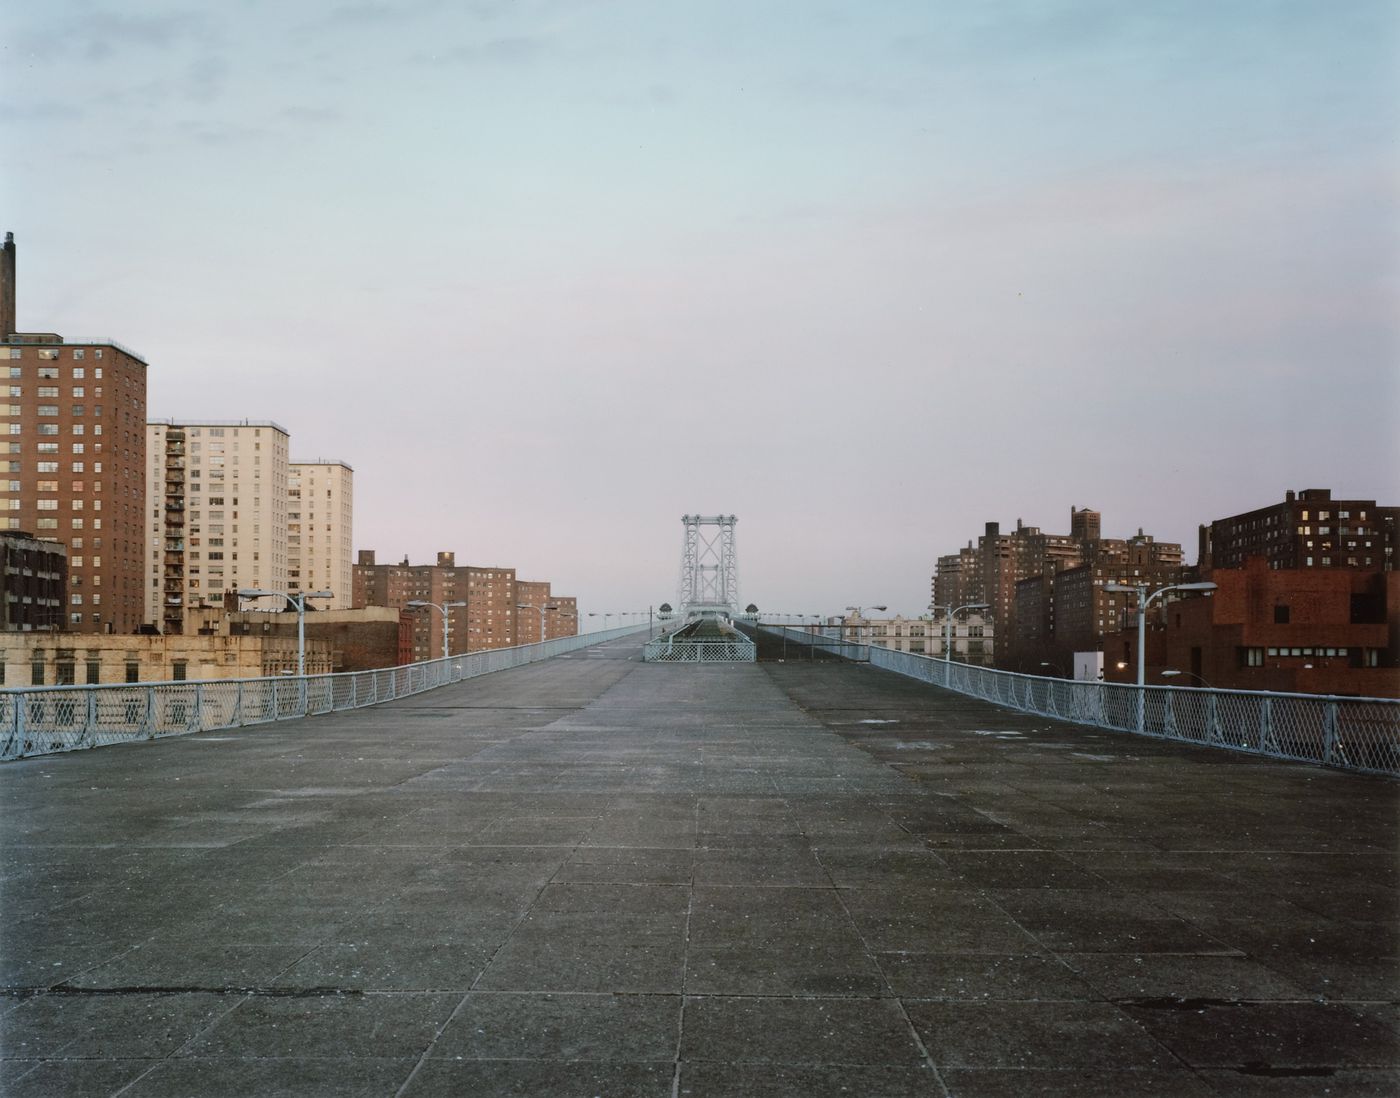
[0, 625, 649, 762]
[643, 636, 757, 662]
[760, 626, 1400, 778]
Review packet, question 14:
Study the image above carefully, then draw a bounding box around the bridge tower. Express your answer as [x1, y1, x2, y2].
[678, 514, 739, 619]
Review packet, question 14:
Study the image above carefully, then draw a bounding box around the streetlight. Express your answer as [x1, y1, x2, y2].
[406, 599, 466, 659]
[518, 602, 559, 644]
[930, 602, 989, 664]
[238, 589, 333, 677]
[1161, 669, 1214, 688]
[1104, 581, 1217, 687]
[588, 611, 615, 632]
[844, 605, 887, 646]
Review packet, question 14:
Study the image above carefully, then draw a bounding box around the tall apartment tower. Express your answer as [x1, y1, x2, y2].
[2, 233, 149, 634]
[145, 420, 289, 631]
[288, 460, 353, 608]
[1198, 489, 1397, 572]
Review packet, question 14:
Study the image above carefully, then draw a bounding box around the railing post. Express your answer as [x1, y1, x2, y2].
[194, 682, 204, 732]
[14, 694, 26, 758]
[1322, 701, 1339, 766]
[1259, 696, 1273, 755]
[1206, 691, 1220, 745]
[233, 680, 244, 727]
[83, 688, 97, 747]
[144, 687, 156, 739]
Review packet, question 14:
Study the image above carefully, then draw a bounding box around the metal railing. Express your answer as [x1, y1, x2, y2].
[0, 624, 649, 762]
[643, 636, 757, 662]
[759, 626, 1400, 777]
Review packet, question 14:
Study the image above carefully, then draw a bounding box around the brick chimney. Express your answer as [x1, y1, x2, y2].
[1, 232, 15, 339]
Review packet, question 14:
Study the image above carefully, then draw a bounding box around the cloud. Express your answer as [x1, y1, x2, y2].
[61, 8, 213, 62]
[279, 105, 345, 127]
[411, 34, 551, 67]
[172, 119, 267, 147]
[0, 100, 85, 124]
[293, 0, 446, 38]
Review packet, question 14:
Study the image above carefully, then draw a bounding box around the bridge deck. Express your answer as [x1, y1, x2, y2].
[1, 637, 1396, 1096]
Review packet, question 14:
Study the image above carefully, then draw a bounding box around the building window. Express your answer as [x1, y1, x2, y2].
[1243, 647, 1264, 667]
[125, 661, 140, 684]
[172, 661, 188, 681]
[1274, 605, 1290, 624]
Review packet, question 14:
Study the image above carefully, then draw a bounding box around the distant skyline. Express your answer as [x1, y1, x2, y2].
[4, 1, 1397, 619]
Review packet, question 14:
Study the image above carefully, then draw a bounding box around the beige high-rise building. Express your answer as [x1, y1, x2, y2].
[145, 420, 290, 632]
[288, 460, 353, 609]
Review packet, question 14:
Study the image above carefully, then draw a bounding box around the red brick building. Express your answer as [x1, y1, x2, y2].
[2, 233, 148, 634]
[1103, 556, 1400, 697]
[353, 550, 578, 659]
[1199, 488, 1398, 572]
[515, 580, 580, 644]
[937, 506, 1183, 670]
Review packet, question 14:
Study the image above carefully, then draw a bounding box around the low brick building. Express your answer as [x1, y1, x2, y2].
[0, 605, 402, 685]
[1102, 556, 1400, 697]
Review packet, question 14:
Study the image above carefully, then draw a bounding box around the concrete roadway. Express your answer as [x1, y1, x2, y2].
[1, 635, 1396, 1097]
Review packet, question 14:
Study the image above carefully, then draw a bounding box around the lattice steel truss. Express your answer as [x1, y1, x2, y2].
[678, 514, 739, 617]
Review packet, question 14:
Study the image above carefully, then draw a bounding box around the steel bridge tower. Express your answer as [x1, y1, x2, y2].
[678, 514, 739, 619]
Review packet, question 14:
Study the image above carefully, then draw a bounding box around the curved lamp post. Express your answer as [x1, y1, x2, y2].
[518, 602, 559, 644]
[844, 604, 887, 646]
[238, 588, 333, 677]
[930, 602, 989, 664]
[406, 599, 466, 658]
[1161, 669, 1214, 688]
[1104, 581, 1217, 687]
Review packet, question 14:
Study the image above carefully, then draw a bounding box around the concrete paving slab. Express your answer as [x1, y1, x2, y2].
[2, 636, 1398, 1094]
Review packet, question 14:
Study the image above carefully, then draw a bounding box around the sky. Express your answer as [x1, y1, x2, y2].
[3, 0, 1397, 621]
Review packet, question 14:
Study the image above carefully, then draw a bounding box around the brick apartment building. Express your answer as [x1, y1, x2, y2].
[515, 579, 580, 645]
[1, 531, 67, 631]
[1102, 556, 1400, 697]
[2, 233, 148, 634]
[934, 506, 1182, 669]
[1199, 488, 1397, 572]
[1012, 534, 1189, 672]
[353, 550, 578, 660]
